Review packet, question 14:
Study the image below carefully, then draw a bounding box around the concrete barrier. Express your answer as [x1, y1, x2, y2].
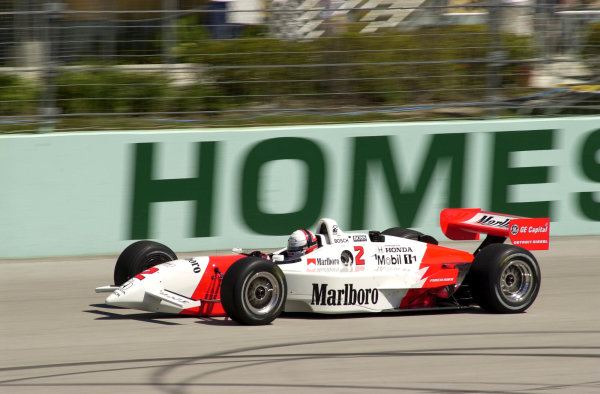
[1, 117, 598, 258]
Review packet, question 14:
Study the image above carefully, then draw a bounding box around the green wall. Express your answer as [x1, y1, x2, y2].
[1, 117, 598, 258]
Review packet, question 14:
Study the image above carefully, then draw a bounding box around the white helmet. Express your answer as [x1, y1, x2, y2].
[287, 229, 318, 259]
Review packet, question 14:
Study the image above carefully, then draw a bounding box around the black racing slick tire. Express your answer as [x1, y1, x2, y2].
[469, 244, 541, 313]
[220, 257, 287, 325]
[381, 227, 439, 245]
[113, 240, 177, 286]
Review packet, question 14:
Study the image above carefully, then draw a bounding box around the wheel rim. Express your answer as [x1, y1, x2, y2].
[500, 259, 534, 303]
[243, 271, 281, 315]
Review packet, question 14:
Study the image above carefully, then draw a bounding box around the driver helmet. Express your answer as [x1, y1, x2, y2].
[287, 229, 318, 259]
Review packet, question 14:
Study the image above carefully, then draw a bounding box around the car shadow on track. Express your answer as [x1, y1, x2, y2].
[85, 305, 188, 325]
[85, 304, 237, 326]
[278, 306, 483, 322]
[84, 303, 487, 326]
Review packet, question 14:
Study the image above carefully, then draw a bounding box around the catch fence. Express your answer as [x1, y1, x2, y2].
[1, 0, 599, 132]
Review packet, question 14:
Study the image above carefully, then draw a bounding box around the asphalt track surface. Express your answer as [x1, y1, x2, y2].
[1, 237, 599, 394]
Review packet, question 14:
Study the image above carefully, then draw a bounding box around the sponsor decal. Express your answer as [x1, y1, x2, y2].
[513, 239, 549, 245]
[118, 279, 134, 293]
[384, 246, 413, 253]
[334, 237, 349, 243]
[352, 234, 368, 242]
[375, 265, 411, 272]
[508, 218, 550, 250]
[187, 258, 202, 273]
[429, 277, 454, 283]
[332, 225, 339, 235]
[311, 283, 379, 306]
[510, 224, 519, 236]
[514, 223, 550, 234]
[476, 214, 511, 228]
[308, 266, 355, 273]
[307, 257, 340, 266]
[529, 224, 549, 234]
[374, 254, 416, 265]
[159, 290, 190, 305]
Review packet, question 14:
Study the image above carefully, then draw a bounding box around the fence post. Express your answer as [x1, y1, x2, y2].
[38, 2, 64, 133]
[486, 0, 505, 112]
[163, 0, 177, 65]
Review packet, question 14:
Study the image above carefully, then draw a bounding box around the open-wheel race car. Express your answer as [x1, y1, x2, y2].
[95, 208, 550, 325]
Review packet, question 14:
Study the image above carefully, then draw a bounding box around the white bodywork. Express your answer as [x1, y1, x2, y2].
[277, 219, 429, 313]
[97, 218, 469, 315]
[96, 257, 216, 314]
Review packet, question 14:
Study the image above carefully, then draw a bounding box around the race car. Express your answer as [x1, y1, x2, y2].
[95, 208, 550, 325]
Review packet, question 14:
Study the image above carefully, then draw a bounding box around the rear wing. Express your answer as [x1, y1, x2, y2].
[440, 208, 550, 251]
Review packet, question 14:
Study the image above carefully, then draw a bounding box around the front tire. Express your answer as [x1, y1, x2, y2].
[220, 257, 287, 325]
[113, 240, 177, 286]
[469, 244, 541, 313]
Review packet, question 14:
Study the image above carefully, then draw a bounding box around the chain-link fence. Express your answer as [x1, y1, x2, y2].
[1, 0, 599, 133]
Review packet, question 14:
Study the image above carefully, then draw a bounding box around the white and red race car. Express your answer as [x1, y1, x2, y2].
[96, 208, 550, 325]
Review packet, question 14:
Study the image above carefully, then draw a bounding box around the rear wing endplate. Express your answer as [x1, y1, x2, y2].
[440, 208, 550, 251]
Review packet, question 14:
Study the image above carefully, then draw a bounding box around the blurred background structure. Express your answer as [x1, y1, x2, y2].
[1, 0, 599, 132]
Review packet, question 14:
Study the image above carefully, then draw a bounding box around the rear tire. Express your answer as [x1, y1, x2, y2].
[382, 227, 438, 245]
[113, 241, 177, 286]
[221, 257, 287, 325]
[469, 244, 541, 313]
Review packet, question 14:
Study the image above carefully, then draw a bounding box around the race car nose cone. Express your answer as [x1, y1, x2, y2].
[105, 279, 147, 309]
[105, 292, 121, 305]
